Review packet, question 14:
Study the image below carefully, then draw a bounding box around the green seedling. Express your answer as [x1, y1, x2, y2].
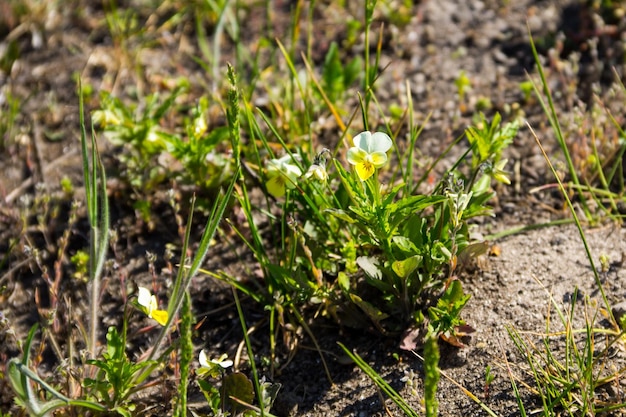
[455, 70, 472, 112]
[519, 80, 534, 102]
[320, 41, 362, 104]
[484, 365, 495, 399]
[83, 326, 162, 416]
[165, 96, 234, 192]
[8, 325, 106, 416]
[70, 250, 89, 282]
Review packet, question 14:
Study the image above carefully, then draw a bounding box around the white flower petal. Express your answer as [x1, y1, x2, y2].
[352, 131, 373, 152]
[370, 132, 392, 153]
[219, 359, 233, 368]
[199, 349, 210, 368]
[137, 287, 152, 309]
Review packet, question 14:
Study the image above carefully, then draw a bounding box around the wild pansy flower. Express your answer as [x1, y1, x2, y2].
[487, 159, 511, 185]
[136, 286, 168, 326]
[265, 154, 302, 198]
[304, 148, 331, 182]
[197, 350, 233, 378]
[91, 109, 122, 127]
[347, 131, 392, 181]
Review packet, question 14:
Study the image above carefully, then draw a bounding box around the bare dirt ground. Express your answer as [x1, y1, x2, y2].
[2, 0, 626, 416]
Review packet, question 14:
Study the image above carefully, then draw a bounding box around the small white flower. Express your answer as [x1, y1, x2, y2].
[198, 350, 233, 377]
[137, 286, 168, 326]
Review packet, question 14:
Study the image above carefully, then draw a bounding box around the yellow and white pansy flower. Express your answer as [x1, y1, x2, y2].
[347, 131, 392, 181]
[265, 154, 302, 198]
[137, 286, 168, 326]
[197, 350, 233, 377]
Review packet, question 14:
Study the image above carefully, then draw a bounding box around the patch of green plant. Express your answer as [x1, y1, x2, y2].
[92, 85, 186, 190]
[0, 87, 20, 149]
[320, 41, 362, 104]
[215, 60, 517, 365]
[83, 326, 161, 416]
[8, 81, 240, 416]
[504, 33, 626, 415]
[8, 325, 107, 416]
[93, 82, 235, 202]
[165, 96, 234, 191]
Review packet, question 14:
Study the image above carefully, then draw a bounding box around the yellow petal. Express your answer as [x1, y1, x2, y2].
[150, 309, 169, 326]
[369, 152, 388, 168]
[355, 161, 376, 181]
[266, 175, 286, 198]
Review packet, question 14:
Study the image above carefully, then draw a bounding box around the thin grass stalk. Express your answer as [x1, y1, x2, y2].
[174, 291, 193, 417]
[363, 0, 378, 113]
[146, 169, 238, 366]
[529, 124, 613, 320]
[588, 128, 618, 213]
[508, 327, 552, 415]
[288, 0, 303, 61]
[602, 91, 626, 189]
[405, 80, 416, 194]
[79, 80, 110, 358]
[301, 52, 347, 133]
[212, 0, 231, 93]
[503, 343, 528, 417]
[275, 39, 313, 134]
[338, 343, 419, 417]
[305, 0, 315, 66]
[232, 288, 265, 416]
[423, 332, 439, 417]
[527, 28, 591, 220]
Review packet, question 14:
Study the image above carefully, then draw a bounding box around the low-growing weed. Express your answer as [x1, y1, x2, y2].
[507, 284, 626, 415]
[214, 55, 518, 371]
[93, 82, 236, 219]
[7, 81, 247, 416]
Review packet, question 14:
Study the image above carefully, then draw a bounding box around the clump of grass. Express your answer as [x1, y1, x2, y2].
[507, 284, 626, 416]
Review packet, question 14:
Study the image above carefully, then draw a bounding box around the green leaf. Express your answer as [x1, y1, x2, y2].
[221, 372, 255, 413]
[392, 255, 422, 278]
[338, 271, 351, 292]
[389, 195, 446, 217]
[349, 294, 390, 323]
[197, 379, 221, 414]
[392, 236, 419, 253]
[260, 380, 281, 413]
[325, 208, 357, 224]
